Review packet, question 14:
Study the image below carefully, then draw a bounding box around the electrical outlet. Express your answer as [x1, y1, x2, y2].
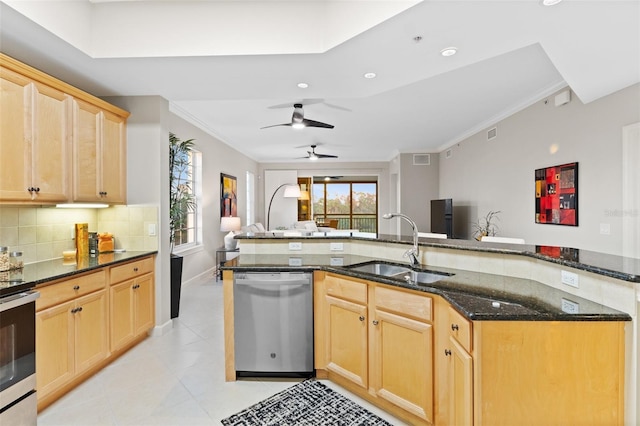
[148, 223, 157, 236]
[330, 242, 344, 251]
[288, 242, 302, 251]
[561, 298, 580, 314]
[288, 257, 302, 266]
[600, 223, 611, 235]
[561, 270, 579, 288]
[330, 257, 344, 266]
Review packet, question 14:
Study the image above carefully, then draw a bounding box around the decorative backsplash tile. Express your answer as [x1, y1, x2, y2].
[0, 205, 158, 264]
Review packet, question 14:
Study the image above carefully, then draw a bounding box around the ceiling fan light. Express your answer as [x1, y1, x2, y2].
[309, 153, 318, 160]
[541, 0, 562, 5]
[297, 82, 309, 88]
[292, 123, 305, 129]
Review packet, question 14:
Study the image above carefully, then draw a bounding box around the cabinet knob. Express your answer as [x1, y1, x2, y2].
[99, 191, 108, 196]
[359, 316, 365, 322]
[133, 267, 139, 272]
[372, 320, 379, 325]
[445, 349, 452, 356]
[35, 187, 40, 193]
[451, 324, 459, 331]
[73, 285, 80, 291]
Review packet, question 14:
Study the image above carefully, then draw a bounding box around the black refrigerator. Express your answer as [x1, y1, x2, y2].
[431, 198, 453, 238]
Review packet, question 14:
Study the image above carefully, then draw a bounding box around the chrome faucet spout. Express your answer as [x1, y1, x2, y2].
[383, 213, 420, 266]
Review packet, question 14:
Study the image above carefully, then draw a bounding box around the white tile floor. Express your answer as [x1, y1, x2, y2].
[38, 275, 406, 425]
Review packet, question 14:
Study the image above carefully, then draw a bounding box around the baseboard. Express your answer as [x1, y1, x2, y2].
[150, 319, 173, 336]
[183, 267, 216, 286]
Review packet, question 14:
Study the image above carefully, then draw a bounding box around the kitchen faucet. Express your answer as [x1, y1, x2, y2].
[383, 213, 420, 266]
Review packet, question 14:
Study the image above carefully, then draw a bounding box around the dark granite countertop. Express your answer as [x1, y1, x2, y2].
[222, 253, 631, 322]
[236, 232, 640, 283]
[0, 251, 158, 297]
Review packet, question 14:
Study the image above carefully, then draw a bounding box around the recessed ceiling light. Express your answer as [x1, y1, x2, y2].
[363, 72, 377, 79]
[440, 47, 457, 57]
[297, 82, 309, 89]
[541, 0, 562, 5]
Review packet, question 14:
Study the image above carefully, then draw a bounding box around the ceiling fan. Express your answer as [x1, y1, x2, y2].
[298, 145, 338, 160]
[261, 103, 334, 129]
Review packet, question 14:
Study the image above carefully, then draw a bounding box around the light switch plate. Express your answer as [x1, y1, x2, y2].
[289, 242, 302, 251]
[148, 223, 157, 236]
[330, 257, 344, 266]
[288, 257, 302, 266]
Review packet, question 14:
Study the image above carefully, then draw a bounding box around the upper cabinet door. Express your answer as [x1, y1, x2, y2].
[0, 67, 70, 202]
[72, 99, 127, 204]
[100, 110, 126, 204]
[72, 98, 101, 202]
[0, 66, 31, 201]
[31, 81, 71, 202]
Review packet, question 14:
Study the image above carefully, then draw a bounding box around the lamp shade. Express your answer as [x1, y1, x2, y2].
[220, 216, 241, 232]
[283, 184, 301, 198]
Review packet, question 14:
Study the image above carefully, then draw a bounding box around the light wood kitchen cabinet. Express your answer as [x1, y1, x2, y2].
[36, 287, 108, 402]
[443, 307, 473, 426]
[0, 53, 128, 205]
[72, 98, 127, 204]
[315, 272, 435, 425]
[109, 258, 155, 352]
[371, 286, 434, 423]
[0, 65, 70, 203]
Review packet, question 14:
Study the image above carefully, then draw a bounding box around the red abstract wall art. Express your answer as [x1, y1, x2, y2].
[535, 162, 578, 226]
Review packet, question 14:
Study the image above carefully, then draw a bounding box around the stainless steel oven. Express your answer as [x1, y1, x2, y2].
[0, 290, 39, 426]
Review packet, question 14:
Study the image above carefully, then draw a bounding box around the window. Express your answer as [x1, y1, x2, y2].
[172, 149, 201, 250]
[312, 180, 377, 232]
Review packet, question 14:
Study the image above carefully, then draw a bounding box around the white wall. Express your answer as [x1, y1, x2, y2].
[439, 84, 640, 255]
[397, 153, 439, 235]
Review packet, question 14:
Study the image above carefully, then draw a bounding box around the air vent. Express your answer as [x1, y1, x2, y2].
[445, 149, 452, 159]
[487, 127, 497, 141]
[413, 154, 430, 165]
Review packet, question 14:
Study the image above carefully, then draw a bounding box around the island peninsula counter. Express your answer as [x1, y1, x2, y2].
[224, 232, 639, 425]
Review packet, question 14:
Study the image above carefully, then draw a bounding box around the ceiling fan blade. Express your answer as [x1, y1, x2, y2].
[316, 153, 338, 158]
[260, 123, 292, 129]
[302, 118, 334, 129]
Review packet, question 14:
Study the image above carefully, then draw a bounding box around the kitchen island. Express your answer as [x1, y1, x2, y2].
[223, 233, 637, 425]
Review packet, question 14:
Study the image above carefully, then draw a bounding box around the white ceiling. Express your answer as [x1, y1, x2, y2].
[1, 0, 638, 163]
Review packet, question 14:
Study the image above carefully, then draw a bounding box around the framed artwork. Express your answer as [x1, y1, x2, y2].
[535, 162, 578, 226]
[220, 173, 237, 218]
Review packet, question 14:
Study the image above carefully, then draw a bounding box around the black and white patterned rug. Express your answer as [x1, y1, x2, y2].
[221, 379, 395, 426]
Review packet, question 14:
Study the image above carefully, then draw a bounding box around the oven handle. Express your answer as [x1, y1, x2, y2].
[0, 290, 39, 313]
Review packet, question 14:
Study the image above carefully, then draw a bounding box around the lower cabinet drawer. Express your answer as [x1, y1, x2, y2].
[37, 270, 106, 311]
[448, 306, 472, 353]
[375, 285, 432, 322]
[324, 273, 368, 304]
[109, 256, 154, 284]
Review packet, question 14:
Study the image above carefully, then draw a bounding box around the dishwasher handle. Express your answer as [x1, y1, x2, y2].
[234, 278, 311, 286]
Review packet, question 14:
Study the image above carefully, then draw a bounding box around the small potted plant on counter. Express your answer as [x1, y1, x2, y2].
[472, 210, 501, 241]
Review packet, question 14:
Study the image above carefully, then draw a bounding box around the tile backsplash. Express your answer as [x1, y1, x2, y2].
[0, 205, 158, 264]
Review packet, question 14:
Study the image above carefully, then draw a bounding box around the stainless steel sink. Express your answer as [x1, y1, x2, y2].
[349, 263, 411, 277]
[392, 270, 450, 284]
[348, 262, 452, 284]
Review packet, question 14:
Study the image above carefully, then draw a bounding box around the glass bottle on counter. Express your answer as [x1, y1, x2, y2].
[9, 251, 23, 270]
[0, 246, 8, 272]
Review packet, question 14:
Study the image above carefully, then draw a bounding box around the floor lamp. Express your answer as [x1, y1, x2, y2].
[267, 183, 301, 231]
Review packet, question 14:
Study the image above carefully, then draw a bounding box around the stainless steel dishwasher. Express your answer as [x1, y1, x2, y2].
[233, 271, 313, 378]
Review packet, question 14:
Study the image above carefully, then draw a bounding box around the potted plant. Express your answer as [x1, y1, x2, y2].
[472, 210, 501, 241]
[169, 132, 196, 318]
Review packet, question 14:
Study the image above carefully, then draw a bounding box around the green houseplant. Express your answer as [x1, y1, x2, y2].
[169, 132, 196, 318]
[472, 210, 501, 241]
